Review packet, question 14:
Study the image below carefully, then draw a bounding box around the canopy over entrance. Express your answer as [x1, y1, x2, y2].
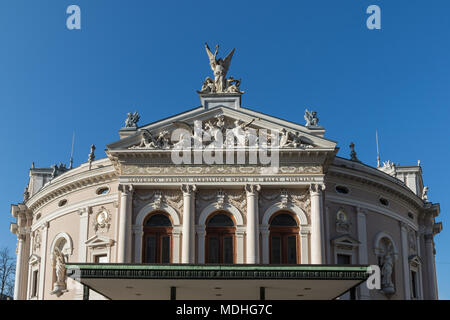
[66, 264, 370, 300]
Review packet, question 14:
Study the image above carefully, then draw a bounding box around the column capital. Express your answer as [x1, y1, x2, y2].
[356, 206, 368, 215]
[40, 221, 50, 230]
[78, 206, 90, 217]
[399, 221, 408, 231]
[245, 184, 261, 195]
[181, 184, 197, 195]
[118, 184, 134, 194]
[309, 183, 325, 195]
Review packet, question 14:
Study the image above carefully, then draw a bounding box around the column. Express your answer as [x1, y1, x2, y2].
[245, 184, 261, 264]
[300, 227, 310, 264]
[260, 225, 269, 264]
[235, 227, 245, 263]
[14, 234, 25, 300]
[132, 225, 144, 263]
[172, 227, 182, 263]
[356, 207, 370, 299]
[118, 185, 132, 263]
[424, 233, 437, 299]
[416, 232, 424, 299]
[197, 227, 206, 263]
[400, 221, 411, 300]
[38, 222, 49, 300]
[310, 184, 325, 264]
[181, 184, 196, 263]
[78, 207, 90, 262]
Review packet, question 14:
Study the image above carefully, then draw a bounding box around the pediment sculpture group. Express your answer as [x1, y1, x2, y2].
[130, 115, 315, 151]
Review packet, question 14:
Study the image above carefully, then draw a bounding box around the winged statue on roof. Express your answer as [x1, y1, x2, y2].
[198, 43, 243, 94]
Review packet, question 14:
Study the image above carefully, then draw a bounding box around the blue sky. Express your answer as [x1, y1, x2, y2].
[0, 0, 448, 298]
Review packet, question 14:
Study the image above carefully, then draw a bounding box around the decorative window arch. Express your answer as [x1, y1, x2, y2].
[262, 202, 308, 226]
[198, 203, 244, 264]
[261, 203, 309, 264]
[205, 211, 236, 264]
[135, 202, 180, 227]
[269, 211, 300, 264]
[50, 232, 74, 258]
[142, 212, 173, 263]
[134, 203, 181, 264]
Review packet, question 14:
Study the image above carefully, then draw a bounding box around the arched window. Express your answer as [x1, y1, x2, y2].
[206, 212, 235, 264]
[269, 212, 299, 264]
[143, 213, 172, 263]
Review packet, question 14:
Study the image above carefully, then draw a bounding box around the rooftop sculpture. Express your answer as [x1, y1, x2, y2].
[198, 43, 243, 94]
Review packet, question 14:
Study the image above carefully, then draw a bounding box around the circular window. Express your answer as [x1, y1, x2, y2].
[408, 212, 414, 220]
[96, 187, 110, 195]
[58, 199, 68, 207]
[379, 198, 389, 206]
[335, 185, 349, 194]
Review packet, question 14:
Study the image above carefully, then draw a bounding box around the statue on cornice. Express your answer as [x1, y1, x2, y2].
[304, 109, 319, 127]
[125, 111, 140, 128]
[422, 186, 429, 202]
[199, 43, 243, 94]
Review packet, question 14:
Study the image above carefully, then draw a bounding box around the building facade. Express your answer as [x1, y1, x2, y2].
[9, 47, 442, 300]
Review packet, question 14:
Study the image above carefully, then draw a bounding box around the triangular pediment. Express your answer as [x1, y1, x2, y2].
[107, 105, 337, 151]
[85, 235, 114, 248]
[331, 234, 360, 247]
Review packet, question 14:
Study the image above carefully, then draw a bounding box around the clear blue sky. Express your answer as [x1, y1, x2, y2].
[0, 0, 448, 298]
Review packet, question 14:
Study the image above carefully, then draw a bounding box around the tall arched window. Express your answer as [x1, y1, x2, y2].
[205, 212, 235, 264]
[143, 213, 172, 263]
[269, 212, 299, 264]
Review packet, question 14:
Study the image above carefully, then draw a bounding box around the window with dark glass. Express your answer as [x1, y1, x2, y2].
[31, 270, 38, 298]
[206, 213, 235, 264]
[143, 213, 172, 263]
[411, 270, 418, 299]
[269, 212, 299, 264]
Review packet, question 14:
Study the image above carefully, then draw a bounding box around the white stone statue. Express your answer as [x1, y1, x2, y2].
[205, 43, 235, 93]
[50, 247, 67, 297]
[125, 111, 140, 128]
[304, 109, 319, 126]
[422, 186, 429, 202]
[381, 243, 395, 294]
[198, 77, 216, 94]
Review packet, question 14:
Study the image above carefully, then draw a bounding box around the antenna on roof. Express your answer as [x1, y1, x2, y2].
[376, 130, 381, 168]
[69, 132, 75, 169]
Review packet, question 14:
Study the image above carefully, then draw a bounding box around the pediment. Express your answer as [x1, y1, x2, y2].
[28, 254, 41, 265]
[85, 235, 114, 248]
[107, 105, 337, 151]
[331, 234, 360, 247]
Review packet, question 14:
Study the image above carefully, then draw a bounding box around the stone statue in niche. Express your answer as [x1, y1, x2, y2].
[380, 242, 395, 295]
[50, 247, 67, 297]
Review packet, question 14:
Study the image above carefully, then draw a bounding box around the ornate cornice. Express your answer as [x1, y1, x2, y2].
[327, 165, 426, 211]
[27, 165, 117, 212]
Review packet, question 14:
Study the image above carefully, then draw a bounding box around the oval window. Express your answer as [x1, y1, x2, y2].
[379, 198, 389, 206]
[96, 187, 110, 195]
[58, 199, 68, 207]
[335, 185, 349, 194]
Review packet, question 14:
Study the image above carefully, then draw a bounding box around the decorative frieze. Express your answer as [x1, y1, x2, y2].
[121, 164, 322, 176]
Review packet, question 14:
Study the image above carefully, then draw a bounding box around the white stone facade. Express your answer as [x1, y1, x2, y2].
[10, 96, 441, 300]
